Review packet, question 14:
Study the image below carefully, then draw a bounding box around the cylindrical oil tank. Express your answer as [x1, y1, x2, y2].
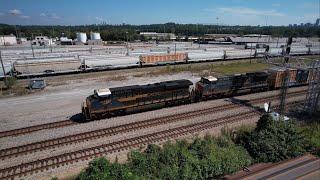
[77, 32, 87, 43]
[90, 32, 101, 40]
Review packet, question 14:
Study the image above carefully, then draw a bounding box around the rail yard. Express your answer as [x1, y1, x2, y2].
[1, 41, 319, 78]
[0, 14, 319, 179]
[0, 39, 319, 179]
[0, 85, 308, 179]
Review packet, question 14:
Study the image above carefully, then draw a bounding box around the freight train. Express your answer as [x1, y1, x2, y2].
[81, 67, 311, 120]
[8, 46, 320, 77]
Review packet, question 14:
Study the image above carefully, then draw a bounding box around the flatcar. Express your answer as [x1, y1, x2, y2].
[82, 79, 193, 120]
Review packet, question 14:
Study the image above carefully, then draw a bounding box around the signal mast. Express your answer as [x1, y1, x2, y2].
[264, 37, 320, 118]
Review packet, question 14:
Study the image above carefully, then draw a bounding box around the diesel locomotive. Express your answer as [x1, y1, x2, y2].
[82, 79, 193, 120]
[82, 67, 311, 121]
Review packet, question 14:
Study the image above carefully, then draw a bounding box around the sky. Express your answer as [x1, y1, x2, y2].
[0, 0, 319, 26]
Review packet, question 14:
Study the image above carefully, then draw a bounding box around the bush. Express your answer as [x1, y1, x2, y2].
[239, 114, 308, 163]
[4, 77, 17, 89]
[128, 136, 252, 179]
[300, 122, 320, 156]
[78, 135, 252, 179]
[77, 157, 139, 180]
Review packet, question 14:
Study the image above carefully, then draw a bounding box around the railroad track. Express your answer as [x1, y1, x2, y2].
[0, 120, 76, 139]
[0, 111, 260, 179]
[0, 91, 306, 160]
[0, 89, 306, 139]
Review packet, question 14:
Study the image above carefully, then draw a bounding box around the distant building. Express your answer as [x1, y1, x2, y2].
[17, 37, 28, 44]
[305, 23, 312, 27]
[243, 34, 270, 37]
[33, 36, 53, 46]
[87, 39, 103, 45]
[0, 35, 17, 46]
[59, 37, 73, 45]
[140, 32, 176, 40]
[316, 18, 320, 26]
[227, 36, 308, 45]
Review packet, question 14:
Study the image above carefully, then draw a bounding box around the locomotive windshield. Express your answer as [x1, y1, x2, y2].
[201, 76, 218, 84]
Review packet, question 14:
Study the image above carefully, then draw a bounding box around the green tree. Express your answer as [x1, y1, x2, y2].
[239, 114, 307, 163]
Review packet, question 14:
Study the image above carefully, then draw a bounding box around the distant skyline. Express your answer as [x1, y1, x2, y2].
[0, 0, 319, 26]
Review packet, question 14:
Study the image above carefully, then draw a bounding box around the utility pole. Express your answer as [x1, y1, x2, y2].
[197, 24, 200, 49]
[174, 43, 177, 62]
[0, 51, 6, 79]
[126, 31, 129, 56]
[14, 25, 19, 39]
[279, 69, 289, 120]
[31, 41, 35, 58]
[304, 60, 320, 114]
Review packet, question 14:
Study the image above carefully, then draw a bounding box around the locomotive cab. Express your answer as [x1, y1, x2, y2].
[94, 88, 112, 101]
[82, 88, 112, 120]
[195, 76, 218, 100]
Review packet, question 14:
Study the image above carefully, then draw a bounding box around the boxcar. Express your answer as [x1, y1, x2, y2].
[296, 68, 310, 85]
[139, 53, 188, 65]
[82, 79, 193, 120]
[268, 68, 297, 88]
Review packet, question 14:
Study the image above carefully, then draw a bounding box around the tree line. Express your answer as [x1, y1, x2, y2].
[1, 23, 319, 41]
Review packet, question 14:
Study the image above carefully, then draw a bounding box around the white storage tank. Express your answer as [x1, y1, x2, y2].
[76, 32, 87, 43]
[90, 32, 101, 40]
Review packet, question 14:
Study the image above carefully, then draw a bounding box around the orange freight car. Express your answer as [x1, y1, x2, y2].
[139, 53, 188, 65]
[268, 68, 297, 88]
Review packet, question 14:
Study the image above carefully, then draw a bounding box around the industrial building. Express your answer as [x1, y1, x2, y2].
[59, 37, 73, 45]
[227, 37, 309, 45]
[0, 35, 17, 46]
[32, 36, 54, 46]
[76, 32, 87, 44]
[140, 32, 176, 40]
[88, 32, 103, 45]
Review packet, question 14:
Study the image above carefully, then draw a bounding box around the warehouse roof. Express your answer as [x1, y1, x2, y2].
[229, 37, 309, 43]
[223, 154, 320, 180]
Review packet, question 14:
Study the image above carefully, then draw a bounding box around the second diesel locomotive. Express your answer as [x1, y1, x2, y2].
[82, 67, 310, 121]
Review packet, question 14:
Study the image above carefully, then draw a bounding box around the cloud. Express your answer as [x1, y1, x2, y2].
[20, 15, 30, 19]
[216, 7, 285, 17]
[0, 12, 4, 16]
[41, 13, 60, 19]
[300, 2, 319, 9]
[9, 9, 21, 16]
[50, 13, 60, 19]
[272, 3, 281, 7]
[95, 17, 104, 21]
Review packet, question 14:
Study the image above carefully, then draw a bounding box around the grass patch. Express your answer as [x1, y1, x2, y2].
[211, 62, 272, 75]
[152, 61, 273, 76]
[299, 121, 320, 156]
[0, 84, 30, 97]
